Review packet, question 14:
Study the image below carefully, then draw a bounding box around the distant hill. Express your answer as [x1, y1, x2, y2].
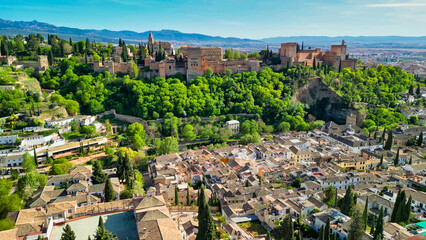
[262, 36, 426, 49]
[0, 18, 263, 50]
[0, 18, 425, 50]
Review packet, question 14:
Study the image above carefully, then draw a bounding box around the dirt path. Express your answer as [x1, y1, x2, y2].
[44, 152, 107, 172]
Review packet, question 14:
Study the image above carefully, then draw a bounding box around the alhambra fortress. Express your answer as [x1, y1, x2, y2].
[2, 33, 357, 80]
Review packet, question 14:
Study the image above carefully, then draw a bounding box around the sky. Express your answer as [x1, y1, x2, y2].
[1, 0, 425, 39]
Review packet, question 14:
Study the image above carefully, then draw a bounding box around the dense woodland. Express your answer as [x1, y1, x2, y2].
[0, 33, 424, 135]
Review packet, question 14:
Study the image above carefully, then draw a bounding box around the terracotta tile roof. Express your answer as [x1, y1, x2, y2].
[0, 228, 18, 240]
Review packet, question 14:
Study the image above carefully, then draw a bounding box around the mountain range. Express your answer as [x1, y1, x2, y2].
[1, 18, 425, 51]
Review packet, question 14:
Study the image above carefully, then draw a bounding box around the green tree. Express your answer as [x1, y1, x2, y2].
[384, 131, 393, 150]
[340, 187, 355, 216]
[323, 185, 336, 206]
[404, 196, 412, 223]
[131, 170, 145, 196]
[116, 153, 132, 183]
[278, 121, 291, 133]
[370, 215, 376, 235]
[418, 132, 423, 146]
[291, 177, 302, 188]
[204, 68, 213, 79]
[81, 125, 96, 138]
[175, 184, 179, 205]
[282, 216, 294, 240]
[391, 189, 402, 222]
[157, 136, 179, 155]
[92, 216, 116, 240]
[0, 218, 15, 231]
[362, 197, 369, 230]
[48, 49, 54, 65]
[60, 224, 76, 240]
[104, 178, 114, 202]
[181, 124, 196, 142]
[126, 122, 146, 149]
[324, 217, 331, 240]
[0, 194, 22, 219]
[196, 185, 215, 240]
[394, 147, 400, 166]
[266, 231, 272, 240]
[348, 208, 364, 240]
[22, 152, 36, 173]
[91, 161, 107, 184]
[373, 207, 384, 240]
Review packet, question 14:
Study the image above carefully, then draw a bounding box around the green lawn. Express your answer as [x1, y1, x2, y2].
[237, 220, 267, 236]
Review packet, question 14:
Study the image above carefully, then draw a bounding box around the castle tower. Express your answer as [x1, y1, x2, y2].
[37, 55, 49, 70]
[346, 113, 357, 126]
[331, 40, 347, 60]
[148, 32, 154, 45]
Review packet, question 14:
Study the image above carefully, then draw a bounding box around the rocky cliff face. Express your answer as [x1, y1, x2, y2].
[292, 77, 363, 124]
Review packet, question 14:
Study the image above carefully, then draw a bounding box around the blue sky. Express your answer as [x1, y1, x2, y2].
[1, 0, 425, 39]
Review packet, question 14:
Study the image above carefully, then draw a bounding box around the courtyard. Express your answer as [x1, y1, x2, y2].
[51, 211, 138, 240]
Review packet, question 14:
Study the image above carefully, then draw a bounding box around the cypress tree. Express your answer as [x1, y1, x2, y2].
[48, 49, 54, 65]
[196, 185, 214, 240]
[394, 147, 400, 166]
[60, 40, 65, 57]
[91, 161, 107, 184]
[409, 156, 412, 165]
[362, 197, 369, 230]
[381, 127, 386, 142]
[416, 85, 421, 95]
[85, 38, 91, 49]
[395, 200, 404, 224]
[1, 40, 9, 56]
[175, 185, 179, 205]
[69, 37, 73, 46]
[104, 178, 114, 202]
[404, 196, 412, 223]
[324, 217, 330, 240]
[338, 60, 342, 72]
[384, 131, 393, 150]
[341, 187, 354, 216]
[266, 231, 272, 240]
[391, 189, 402, 222]
[60, 224, 76, 240]
[282, 216, 294, 240]
[313, 57, 316, 70]
[318, 225, 325, 240]
[348, 208, 364, 240]
[373, 207, 384, 240]
[93, 216, 108, 240]
[379, 154, 384, 168]
[418, 132, 423, 146]
[33, 148, 38, 166]
[370, 215, 376, 235]
[121, 41, 128, 62]
[197, 185, 206, 238]
[297, 231, 302, 240]
[409, 85, 414, 95]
